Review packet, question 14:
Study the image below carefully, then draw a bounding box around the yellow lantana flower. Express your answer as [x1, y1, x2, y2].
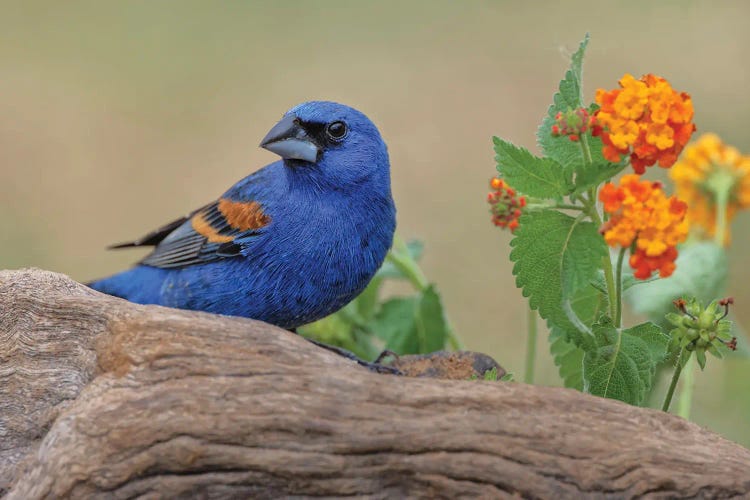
[669, 134, 750, 244]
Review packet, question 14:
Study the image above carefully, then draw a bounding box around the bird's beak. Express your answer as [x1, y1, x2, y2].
[260, 114, 320, 163]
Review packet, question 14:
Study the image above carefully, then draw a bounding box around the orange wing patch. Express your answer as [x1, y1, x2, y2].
[190, 199, 271, 244]
[191, 213, 234, 243]
[217, 199, 271, 230]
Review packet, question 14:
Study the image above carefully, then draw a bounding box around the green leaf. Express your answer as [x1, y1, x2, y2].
[372, 297, 419, 352]
[536, 34, 591, 170]
[582, 319, 669, 405]
[470, 367, 502, 381]
[548, 283, 606, 389]
[510, 209, 607, 345]
[416, 286, 449, 353]
[535, 34, 620, 193]
[300, 303, 377, 359]
[696, 349, 707, 369]
[626, 242, 728, 328]
[493, 138, 572, 198]
[590, 268, 657, 298]
[356, 276, 383, 320]
[572, 157, 627, 195]
[624, 322, 671, 365]
[549, 328, 585, 390]
[371, 286, 448, 354]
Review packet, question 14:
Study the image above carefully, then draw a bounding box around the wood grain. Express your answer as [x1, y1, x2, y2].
[1, 269, 749, 499]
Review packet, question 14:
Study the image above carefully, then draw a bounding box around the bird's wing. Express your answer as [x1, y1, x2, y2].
[109, 198, 271, 269]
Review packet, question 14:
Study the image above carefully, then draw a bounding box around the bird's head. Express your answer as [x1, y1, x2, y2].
[260, 101, 389, 187]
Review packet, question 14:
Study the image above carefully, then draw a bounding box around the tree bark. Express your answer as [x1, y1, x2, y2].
[1, 269, 749, 499]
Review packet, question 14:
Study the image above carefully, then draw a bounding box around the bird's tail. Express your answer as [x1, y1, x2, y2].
[87, 266, 169, 305]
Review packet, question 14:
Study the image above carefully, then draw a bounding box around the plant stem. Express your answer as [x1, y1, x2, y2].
[554, 203, 586, 211]
[676, 355, 695, 418]
[577, 138, 618, 323]
[615, 247, 626, 328]
[580, 133, 594, 165]
[713, 184, 730, 246]
[386, 235, 464, 350]
[585, 196, 617, 321]
[524, 308, 537, 384]
[662, 349, 691, 412]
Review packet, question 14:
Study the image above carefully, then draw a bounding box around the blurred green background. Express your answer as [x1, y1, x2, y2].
[2, 1, 749, 444]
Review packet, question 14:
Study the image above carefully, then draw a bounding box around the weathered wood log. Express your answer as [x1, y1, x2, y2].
[1, 269, 749, 499]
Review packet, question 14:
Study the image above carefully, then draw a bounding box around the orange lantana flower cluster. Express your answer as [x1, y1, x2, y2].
[599, 174, 689, 279]
[593, 74, 696, 174]
[670, 133, 750, 244]
[488, 177, 526, 232]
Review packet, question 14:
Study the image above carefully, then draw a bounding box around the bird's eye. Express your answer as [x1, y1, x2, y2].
[326, 121, 348, 141]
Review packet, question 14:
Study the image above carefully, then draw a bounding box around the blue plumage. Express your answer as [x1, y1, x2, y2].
[90, 101, 396, 329]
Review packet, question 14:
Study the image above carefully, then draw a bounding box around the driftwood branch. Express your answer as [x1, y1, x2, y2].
[1, 269, 749, 499]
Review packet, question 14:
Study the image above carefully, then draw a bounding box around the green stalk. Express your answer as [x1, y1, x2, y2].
[662, 348, 691, 412]
[671, 177, 731, 417]
[713, 183, 730, 246]
[524, 308, 537, 384]
[553, 203, 586, 211]
[578, 139, 618, 322]
[386, 235, 464, 350]
[585, 191, 617, 321]
[615, 247, 626, 328]
[676, 355, 695, 418]
[580, 133, 594, 165]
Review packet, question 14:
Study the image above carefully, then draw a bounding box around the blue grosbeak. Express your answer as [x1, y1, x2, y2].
[90, 101, 396, 333]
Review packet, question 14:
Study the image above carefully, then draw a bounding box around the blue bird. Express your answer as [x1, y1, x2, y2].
[90, 101, 396, 335]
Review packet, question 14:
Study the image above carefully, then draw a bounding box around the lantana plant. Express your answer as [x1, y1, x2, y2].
[489, 34, 740, 409]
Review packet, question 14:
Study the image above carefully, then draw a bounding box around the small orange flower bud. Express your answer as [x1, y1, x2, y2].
[488, 177, 526, 233]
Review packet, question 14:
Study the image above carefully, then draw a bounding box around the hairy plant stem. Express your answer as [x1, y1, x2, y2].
[553, 203, 586, 211]
[580, 133, 594, 165]
[524, 308, 537, 384]
[672, 176, 732, 418]
[578, 139, 618, 323]
[663, 348, 691, 412]
[676, 355, 695, 418]
[387, 235, 464, 350]
[615, 248, 626, 328]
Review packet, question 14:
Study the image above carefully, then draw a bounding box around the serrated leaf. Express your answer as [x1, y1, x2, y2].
[493, 138, 572, 198]
[582, 320, 669, 405]
[572, 158, 627, 195]
[535, 34, 620, 193]
[624, 322, 670, 365]
[548, 283, 606, 389]
[549, 328, 585, 390]
[537, 34, 590, 169]
[510, 210, 607, 345]
[626, 242, 728, 328]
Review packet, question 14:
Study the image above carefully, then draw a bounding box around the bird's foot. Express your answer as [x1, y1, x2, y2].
[302, 337, 402, 375]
